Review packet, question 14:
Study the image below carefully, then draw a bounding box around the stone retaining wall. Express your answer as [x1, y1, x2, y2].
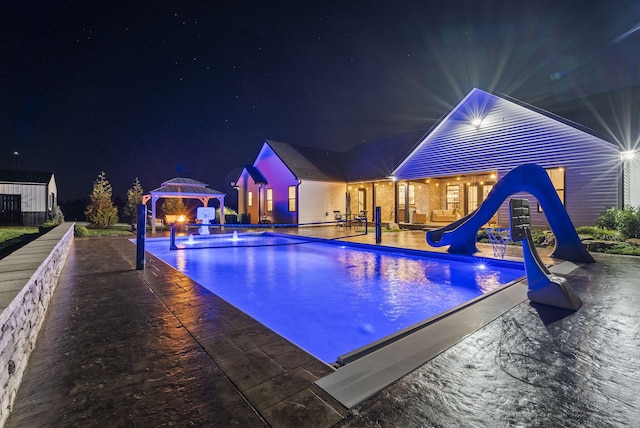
[0, 223, 74, 426]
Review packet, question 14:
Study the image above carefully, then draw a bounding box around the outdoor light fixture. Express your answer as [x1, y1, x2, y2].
[621, 150, 637, 161]
[471, 117, 483, 129]
[386, 175, 397, 182]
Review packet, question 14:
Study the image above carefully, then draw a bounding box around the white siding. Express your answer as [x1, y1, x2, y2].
[298, 181, 346, 224]
[47, 175, 57, 209]
[628, 156, 640, 207]
[394, 89, 621, 227]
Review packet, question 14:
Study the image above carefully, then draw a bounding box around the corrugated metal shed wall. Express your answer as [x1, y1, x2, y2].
[0, 182, 47, 212]
[394, 89, 620, 227]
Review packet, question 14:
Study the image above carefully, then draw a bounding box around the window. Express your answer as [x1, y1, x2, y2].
[248, 191, 253, 207]
[539, 167, 565, 212]
[466, 183, 494, 214]
[446, 185, 460, 210]
[408, 183, 415, 206]
[398, 183, 406, 209]
[288, 186, 296, 212]
[467, 185, 478, 213]
[357, 188, 366, 213]
[266, 188, 273, 212]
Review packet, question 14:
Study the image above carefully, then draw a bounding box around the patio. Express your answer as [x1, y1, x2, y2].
[5, 231, 639, 427]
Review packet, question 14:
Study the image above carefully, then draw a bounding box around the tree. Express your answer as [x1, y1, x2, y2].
[124, 177, 144, 224]
[162, 197, 187, 215]
[85, 171, 118, 228]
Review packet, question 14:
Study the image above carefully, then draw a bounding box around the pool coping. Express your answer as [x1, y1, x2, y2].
[315, 261, 579, 409]
[140, 234, 572, 415]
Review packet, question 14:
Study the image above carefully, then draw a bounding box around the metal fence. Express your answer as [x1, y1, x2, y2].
[168, 219, 368, 250]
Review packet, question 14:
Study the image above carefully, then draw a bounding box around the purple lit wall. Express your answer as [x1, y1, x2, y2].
[394, 89, 621, 227]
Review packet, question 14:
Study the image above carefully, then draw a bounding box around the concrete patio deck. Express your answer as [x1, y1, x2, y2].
[4, 231, 639, 427]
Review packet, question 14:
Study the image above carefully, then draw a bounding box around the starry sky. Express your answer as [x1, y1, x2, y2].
[2, 0, 639, 204]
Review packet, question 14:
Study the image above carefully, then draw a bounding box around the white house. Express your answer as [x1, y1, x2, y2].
[233, 140, 347, 224]
[393, 88, 633, 227]
[233, 89, 637, 228]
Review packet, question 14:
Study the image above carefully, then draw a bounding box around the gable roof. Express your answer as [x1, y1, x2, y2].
[0, 169, 54, 184]
[264, 140, 346, 181]
[394, 87, 619, 178]
[342, 130, 427, 181]
[244, 165, 267, 184]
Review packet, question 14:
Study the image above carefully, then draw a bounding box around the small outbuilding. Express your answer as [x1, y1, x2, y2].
[0, 169, 57, 226]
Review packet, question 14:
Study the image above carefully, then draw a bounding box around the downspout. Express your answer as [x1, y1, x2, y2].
[296, 180, 301, 224]
[45, 181, 50, 222]
[258, 184, 263, 223]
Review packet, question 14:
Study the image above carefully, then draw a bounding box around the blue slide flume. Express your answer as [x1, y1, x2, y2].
[426, 164, 595, 263]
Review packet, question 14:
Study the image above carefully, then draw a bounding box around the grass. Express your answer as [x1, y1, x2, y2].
[0, 227, 39, 245]
[75, 223, 134, 237]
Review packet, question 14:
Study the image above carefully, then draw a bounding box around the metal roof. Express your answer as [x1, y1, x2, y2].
[149, 177, 225, 196]
[265, 140, 346, 181]
[160, 177, 208, 187]
[0, 169, 54, 184]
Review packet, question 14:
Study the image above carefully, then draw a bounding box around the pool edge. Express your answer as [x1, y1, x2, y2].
[315, 261, 579, 409]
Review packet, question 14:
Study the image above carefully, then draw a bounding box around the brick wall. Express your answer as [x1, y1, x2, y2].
[0, 223, 73, 426]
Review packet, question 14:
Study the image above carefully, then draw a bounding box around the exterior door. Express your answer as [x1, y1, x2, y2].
[357, 188, 366, 214]
[1, 194, 22, 225]
[467, 185, 479, 213]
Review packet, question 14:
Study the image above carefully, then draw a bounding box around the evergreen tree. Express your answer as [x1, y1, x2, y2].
[162, 197, 187, 215]
[124, 177, 144, 224]
[85, 171, 118, 228]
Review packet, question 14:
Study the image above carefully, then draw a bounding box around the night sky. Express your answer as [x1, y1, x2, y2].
[2, 1, 639, 205]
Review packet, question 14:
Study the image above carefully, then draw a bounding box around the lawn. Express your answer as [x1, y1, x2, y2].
[74, 223, 134, 237]
[0, 227, 39, 245]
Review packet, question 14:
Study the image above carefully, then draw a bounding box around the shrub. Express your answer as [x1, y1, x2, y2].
[617, 206, 640, 239]
[48, 205, 65, 225]
[600, 242, 640, 256]
[219, 206, 238, 221]
[74, 225, 89, 237]
[575, 226, 623, 241]
[596, 206, 640, 239]
[596, 207, 618, 230]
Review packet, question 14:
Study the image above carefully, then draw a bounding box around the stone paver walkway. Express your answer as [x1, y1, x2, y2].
[6, 237, 345, 427]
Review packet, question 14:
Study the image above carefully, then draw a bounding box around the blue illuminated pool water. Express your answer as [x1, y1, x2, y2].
[144, 233, 524, 363]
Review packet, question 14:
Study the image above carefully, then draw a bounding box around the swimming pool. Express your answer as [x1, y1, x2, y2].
[144, 233, 525, 363]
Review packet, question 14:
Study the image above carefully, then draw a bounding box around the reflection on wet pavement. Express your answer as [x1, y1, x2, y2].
[338, 254, 640, 427]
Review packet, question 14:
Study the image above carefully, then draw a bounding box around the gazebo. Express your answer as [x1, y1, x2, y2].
[142, 177, 226, 234]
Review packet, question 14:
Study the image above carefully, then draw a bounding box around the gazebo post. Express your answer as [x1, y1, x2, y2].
[151, 194, 159, 234]
[218, 196, 225, 227]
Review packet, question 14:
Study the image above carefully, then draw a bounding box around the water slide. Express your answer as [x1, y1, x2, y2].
[426, 164, 595, 263]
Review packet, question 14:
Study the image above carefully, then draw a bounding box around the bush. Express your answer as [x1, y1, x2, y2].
[596, 207, 618, 230]
[575, 226, 624, 241]
[596, 206, 640, 239]
[600, 242, 640, 256]
[618, 206, 640, 239]
[48, 205, 65, 225]
[74, 225, 89, 237]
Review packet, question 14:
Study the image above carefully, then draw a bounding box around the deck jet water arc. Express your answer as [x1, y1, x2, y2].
[510, 199, 582, 311]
